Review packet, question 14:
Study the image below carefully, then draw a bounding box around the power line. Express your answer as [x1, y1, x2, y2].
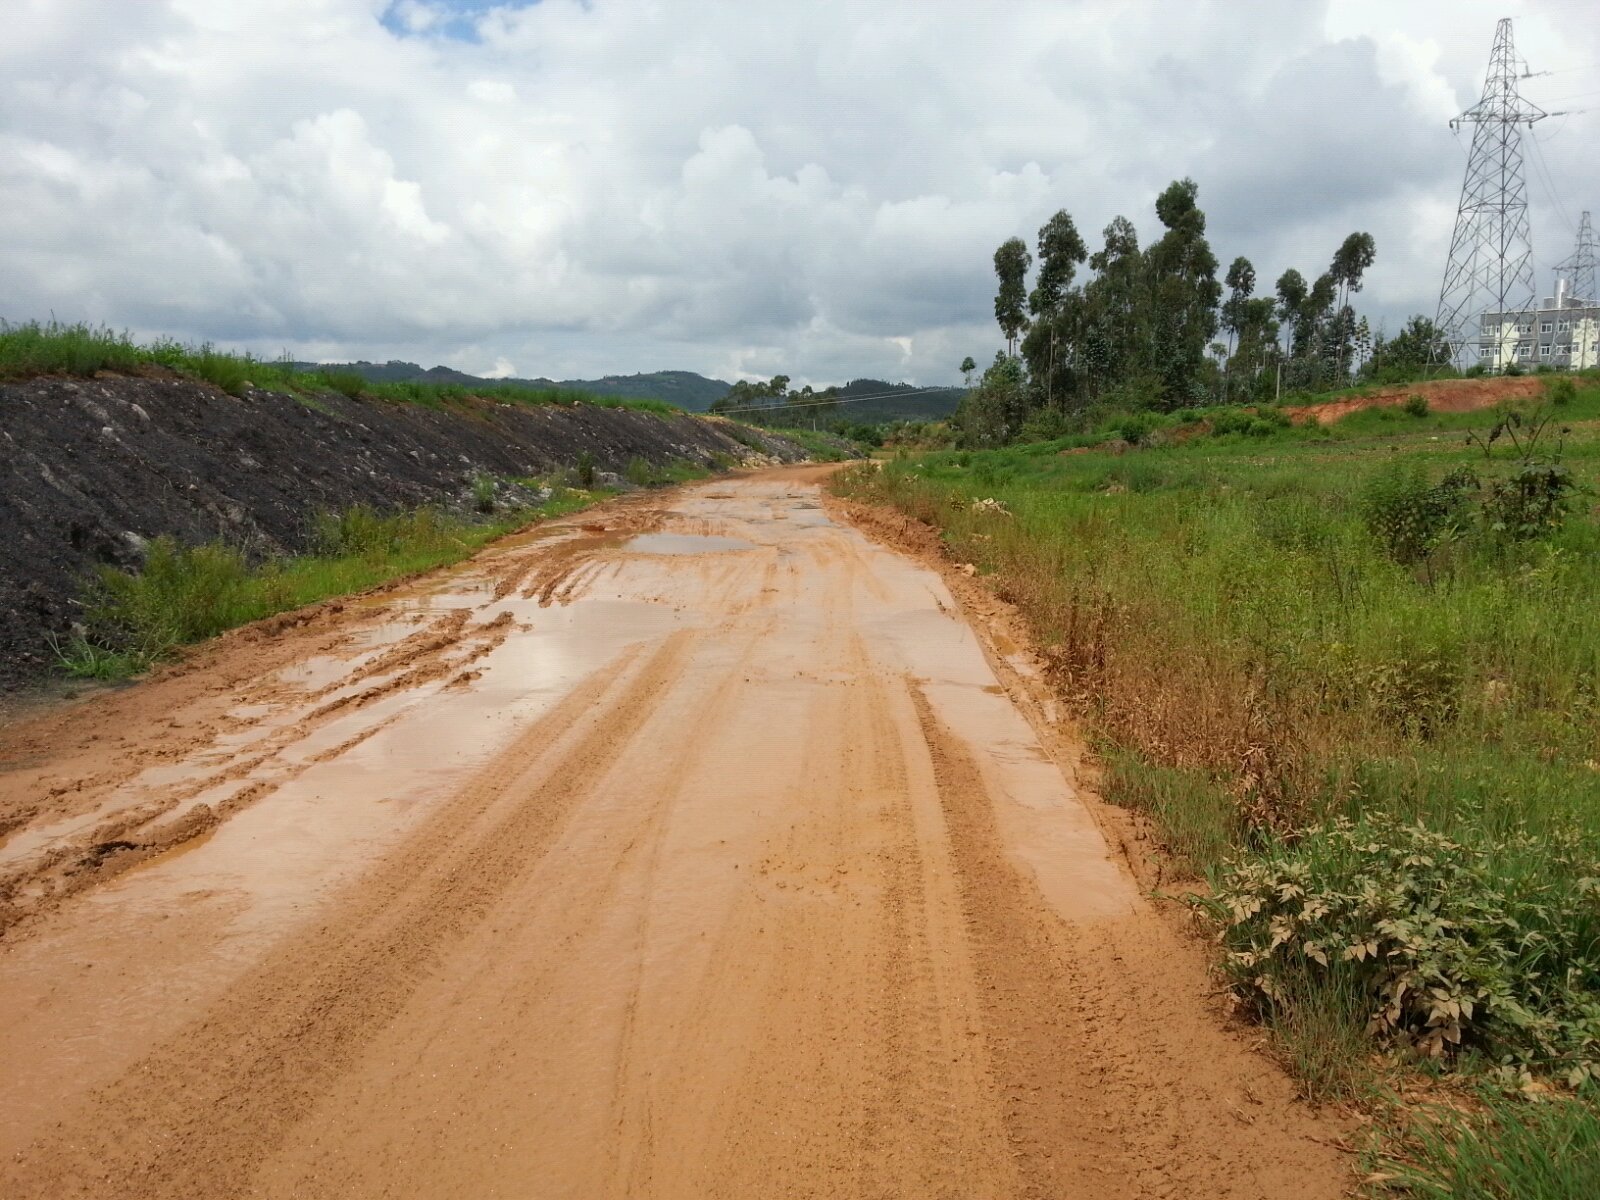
[711, 386, 951, 417]
[1527, 129, 1576, 236]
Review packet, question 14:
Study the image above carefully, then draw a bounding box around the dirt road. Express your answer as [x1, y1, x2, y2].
[0, 468, 1346, 1198]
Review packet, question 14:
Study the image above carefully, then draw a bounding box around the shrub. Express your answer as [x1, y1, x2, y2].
[1360, 464, 1477, 565]
[1113, 411, 1156, 445]
[1405, 393, 1430, 418]
[625, 456, 655, 487]
[1208, 813, 1600, 1084]
[1209, 407, 1280, 438]
[575, 450, 596, 489]
[1020, 407, 1071, 443]
[1546, 376, 1577, 407]
[471, 473, 497, 514]
[1483, 463, 1576, 541]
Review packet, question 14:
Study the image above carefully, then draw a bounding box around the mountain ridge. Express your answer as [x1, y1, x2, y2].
[292, 361, 966, 421]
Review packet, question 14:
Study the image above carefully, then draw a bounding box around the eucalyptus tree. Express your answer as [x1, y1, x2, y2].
[1023, 209, 1089, 408]
[1143, 178, 1222, 406]
[992, 237, 1032, 356]
[1329, 232, 1376, 377]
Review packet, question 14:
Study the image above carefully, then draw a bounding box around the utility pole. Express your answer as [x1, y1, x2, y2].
[1556, 211, 1598, 304]
[1434, 18, 1548, 370]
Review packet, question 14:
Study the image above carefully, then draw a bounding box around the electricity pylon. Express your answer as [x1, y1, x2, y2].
[1556, 211, 1597, 304]
[1434, 18, 1547, 369]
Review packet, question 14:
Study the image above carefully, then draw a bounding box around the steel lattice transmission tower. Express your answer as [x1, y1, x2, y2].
[1434, 18, 1547, 368]
[1556, 211, 1597, 304]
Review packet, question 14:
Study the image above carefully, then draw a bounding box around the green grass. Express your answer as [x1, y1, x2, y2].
[1370, 1090, 1600, 1199]
[53, 495, 616, 681]
[779, 427, 863, 461]
[0, 319, 685, 414]
[835, 377, 1600, 1190]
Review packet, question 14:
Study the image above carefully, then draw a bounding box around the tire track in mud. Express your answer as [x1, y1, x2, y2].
[852, 663, 1018, 1198]
[1, 631, 696, 1199]
[909, 687, 1338, 1199]
[0, 607, 519, 937]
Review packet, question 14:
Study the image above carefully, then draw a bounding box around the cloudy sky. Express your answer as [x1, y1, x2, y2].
[4, 1, 1597, 386]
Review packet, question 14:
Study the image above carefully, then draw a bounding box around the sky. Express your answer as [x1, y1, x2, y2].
[3, 0, 1597, 386]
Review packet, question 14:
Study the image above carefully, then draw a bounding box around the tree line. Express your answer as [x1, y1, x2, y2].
[708, 375, 842, 419]
[963, 178, 1446, 445]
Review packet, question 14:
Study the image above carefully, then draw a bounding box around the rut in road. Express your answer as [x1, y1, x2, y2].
[0, 469, 1348, 1198]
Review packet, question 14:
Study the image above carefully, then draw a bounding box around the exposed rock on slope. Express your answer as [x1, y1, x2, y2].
[0, 373, 808, 688]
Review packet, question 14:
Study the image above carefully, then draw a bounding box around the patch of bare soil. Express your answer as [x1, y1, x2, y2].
[1287, 374, 1545, 425]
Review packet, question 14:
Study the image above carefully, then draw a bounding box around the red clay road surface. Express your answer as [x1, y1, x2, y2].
[0, 467, 1347, 1198]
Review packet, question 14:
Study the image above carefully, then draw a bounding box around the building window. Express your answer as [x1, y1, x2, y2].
[1558, 320, 1571, 332]
[1540, 321, 1554, 334]
[1516, 343, 1531, 359]
[1478, 346, 1493, 358]
[1518, 322, 1532, 333]
[1540, 344, 1552, 358]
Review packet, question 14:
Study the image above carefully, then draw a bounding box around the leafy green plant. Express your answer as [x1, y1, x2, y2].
[1207, 813, 1600, 1084]
[1405, 393, 1430, 418]
[1483, 463, 1576, 541]
[575, 450, 596, 490]
[1360, 464, 1477, 566]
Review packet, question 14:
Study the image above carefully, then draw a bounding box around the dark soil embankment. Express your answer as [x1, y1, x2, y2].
[0, 373, 811, 688]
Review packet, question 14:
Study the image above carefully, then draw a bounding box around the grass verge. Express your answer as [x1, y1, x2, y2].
[1368, 1089, 1600, 1199]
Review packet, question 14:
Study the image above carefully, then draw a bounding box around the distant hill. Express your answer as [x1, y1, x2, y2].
[293, 362, 964, 422]
[291, 361, 731, 410]
[548, 370, 731, 410]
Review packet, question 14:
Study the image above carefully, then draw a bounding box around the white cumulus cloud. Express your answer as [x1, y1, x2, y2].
[1, 0, 1595, 386]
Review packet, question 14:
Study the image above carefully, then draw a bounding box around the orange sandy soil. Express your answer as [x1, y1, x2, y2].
[0, 467, 1350, 1198]
[1287, 373, 1546, 425]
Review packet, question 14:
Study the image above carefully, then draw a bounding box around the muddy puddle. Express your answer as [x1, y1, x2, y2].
[623, 532, 756, 555]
